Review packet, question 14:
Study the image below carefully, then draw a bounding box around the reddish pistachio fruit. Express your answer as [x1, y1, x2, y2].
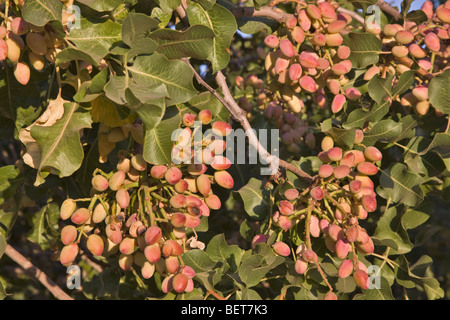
[60, 243, 79, 266]
[92, 175, 109, 192]
[408, 43, 426, 58]
[284, 188, 299, 201]
[321, 136, 334, 152]
[6, 38, 21, 63]
[145, 226, 162, 245]
[264, 35, 279, 48]
[118, 254, 133, 271]
[11, 17, 29, 35]
[392, 45, 409, 58]
[310, 186, 324, 201]
[150, 165, 168, 179]
[288, 63, 302, 81]
[272, 241, 291, 256]
[131, 154, 147, 171]
[170, 194, 187, 209]
[364, 65, 380, 80]
[325, 33, 343, 46]
[163, 240, 183, 257]
[302, 249, 318, 263]
[328, 20, 347, 33]
[214, 171, 234, 189]
[324, 292, 338, 300]
[345, 87, 361, 100]
[364, 146, 382, 162]
[279, 200, 294, 215]
[327, 147, 343, 162]
[327, 224, 344, 242]
[356, 237, 375, 254]
[61, 225, 78, 245]
[333, 165, 350, 179]
[26, 32, 47, 55]
[106, 224, 123, 244]
[336, 238, 350, 259]
[171, 212, 186, 228]
[299, 51, 319, 68]
[436, 6, 450, 23]
[182, 113, 196, 127]
[211, 156, 231, 171]
[173, 273, 189, 293]
[318, 1, 336, 20]
[212, 121, 232, 136]
[144, 243, 161, 263]
[165, 167, 182, 185]
[337, 46, 351, 60]
[280, 39, 296, 57]
[412, 86, 429, 101]
[331, 94, 346, 113]
[291, 27, 305, 44]
[174, 179, 189, 193]
[198, 109, 212, 125]
[338, 259, 354, 278]
[109, 171, 126, 191]
[340, 152, 355, 167]
[306, 4, 321, 19]
[349, 179, 363, 194]
[357, 162, 378, 175]
[14, 62, 30, 85]
[354, 130, 364, 144]
[310, 215, 321, 238]
[205, 194, 221, 210]
[295, 258, 308, 274]
[71, 208, 91, 225]
[299, 75, 317, 92]
[346, 225, 359, 242]
[196, 174, 211, 197]
[119, 237, 136, 255]
[0, 39, 8, 60]
[319, 164, 334, 178]
[353, 269, 369, 289]
[311, 33, 326, 46]
[116, 188, 130, 209]
[166, 256, 180, 274]
[395, 30, 414, 44]
[87, 234, 105, 256]
[60, 198, 77, 220]
[361, 195, 377, 212]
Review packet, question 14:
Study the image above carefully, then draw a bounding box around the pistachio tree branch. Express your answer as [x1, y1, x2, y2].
[182, 59, 314, 183]
[230, 6, 294, 23]
[5, 244, 74, 300]
[377, 0, 403, 21]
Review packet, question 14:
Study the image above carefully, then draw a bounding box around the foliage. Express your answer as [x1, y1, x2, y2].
[0, 0, 449, 300]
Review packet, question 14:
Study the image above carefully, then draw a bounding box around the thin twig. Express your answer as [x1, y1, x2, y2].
[5, 244, 74, 300]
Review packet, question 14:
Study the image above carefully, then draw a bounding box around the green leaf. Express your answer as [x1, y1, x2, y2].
[362, 277, 394, 300]
[342, 33, 382, 68]
[238, 254, 284, 287]
[344, 100, 390, 129]
[0, 165, 22, 206]
[236, 178, 270, 221]
[193, 0, 216, 10]
[128, 52, 197, 106]
[187, 3, 237, 72]
[379, 163, 424, 207]
[368, 74, 394, 105]
[428, 68, 450, 115]
[56, 47, 101, 67]
[0, 233, 6, 259]
[26, 202, 59, 250]
[362, 119, 403, 146]
[76, 0, 125, 12]
[122, 13, 159, 46]
[373, 206, 414, 254]
[323, 127, 356, 149]
[406, 10, 429, 24]
[149, 25, 215, 60]
[182, 249, 220, 291]
[30, 102, 92, 186]
[206, 234, 245, 271]
[66, 19, 122, 63]
[142, 106, 180, 165]
[395, 255, 444, 300]
[22, 0, 63, 27]
[402, 200, 430, 230]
